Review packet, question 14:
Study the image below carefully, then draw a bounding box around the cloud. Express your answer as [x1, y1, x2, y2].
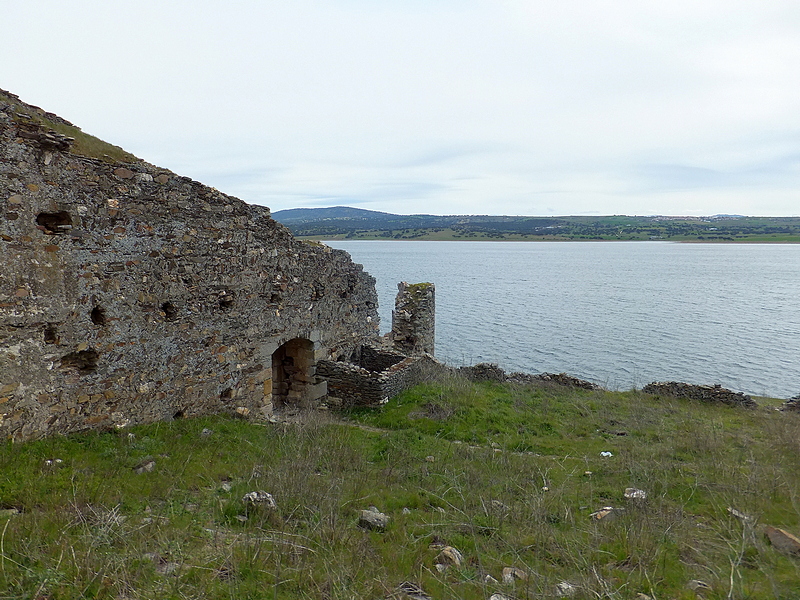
[4, 1, 800, 215]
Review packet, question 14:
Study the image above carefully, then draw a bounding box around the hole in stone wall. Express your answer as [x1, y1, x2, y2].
[218, 291, 235, 310]
[269, 293, 282, 305]
[90, 306, 106, 326]
[173, 410, 185, 420]
[44, 324, 58, 344]
[36, 211, 72, 234]
[161, 302, 178, 321]
[220, 388, 233, 401]
[60, 349, 99, 372]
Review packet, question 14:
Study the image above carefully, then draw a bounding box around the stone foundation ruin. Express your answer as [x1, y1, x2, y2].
[318, 345, 444, 408]
[0, 90, 438, 441]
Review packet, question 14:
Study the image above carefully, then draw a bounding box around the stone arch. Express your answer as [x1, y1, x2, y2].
[271, 338, 324, 408]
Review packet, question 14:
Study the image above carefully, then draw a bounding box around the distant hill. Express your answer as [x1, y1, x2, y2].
[271, 206, 396, 224]
[272, 207, 800, 242]
[272, 206, 466, 234]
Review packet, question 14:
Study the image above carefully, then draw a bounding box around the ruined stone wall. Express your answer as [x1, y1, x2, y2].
[0, 96, 379, 441]
[389, 281, 435, 356]
[352, 344, 405, 373]
[642, 382, 756, 408]
[316, 360, 385, 407]
[317, 348, 446, 408]
[378, 355, 445, 402]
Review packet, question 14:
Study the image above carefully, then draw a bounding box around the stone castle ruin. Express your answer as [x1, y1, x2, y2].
[0, 90, 436, 441]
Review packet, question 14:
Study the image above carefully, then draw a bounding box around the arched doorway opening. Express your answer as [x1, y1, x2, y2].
[271, 338, 316, 408]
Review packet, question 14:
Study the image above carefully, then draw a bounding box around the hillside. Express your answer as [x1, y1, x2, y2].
[1, 375, 799, 599]
[0, 88, 142, 164]
[272, 207, 800, 242]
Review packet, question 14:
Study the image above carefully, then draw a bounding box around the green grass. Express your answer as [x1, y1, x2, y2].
[1, 377, 799, 599]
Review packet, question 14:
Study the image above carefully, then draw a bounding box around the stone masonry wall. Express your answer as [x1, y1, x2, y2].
[642, 382, 756, 408]
[317, 350, 446, 408]
[352, 344, 406, 373]
[0, 94, 379, 441]
[390, 281, 435, 356]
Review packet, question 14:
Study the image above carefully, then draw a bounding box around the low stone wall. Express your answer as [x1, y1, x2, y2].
[526, 372, 601, 390]
[781, 395, 800, 412]
[458, 363, 507, 382]
[642, 382, 757, 408]
[318, 347, 446, 408]
[458, 363, 601, 390]
[316, 360, 384, 407]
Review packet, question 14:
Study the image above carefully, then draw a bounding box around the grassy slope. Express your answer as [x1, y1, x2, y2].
[1, 379, 798, 599]
[1, 90, 140, 164]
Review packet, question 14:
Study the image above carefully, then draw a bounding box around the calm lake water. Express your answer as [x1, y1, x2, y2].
[325, 241, 800, 399]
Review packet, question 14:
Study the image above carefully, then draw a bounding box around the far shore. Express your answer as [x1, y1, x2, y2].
[302, 235, 800, 244]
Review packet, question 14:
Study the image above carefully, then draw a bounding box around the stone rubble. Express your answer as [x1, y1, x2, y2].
[242, 491, 277, 509]
[642, 382, 757, 408]
[358, 506, 389, 531]
[781, 393, 800, 412]
[134, 460, 156, 474]
[555, 581, 578, 597]
[590, 506, 625, 521]
[624, 487, 647, 502]
[687, 579, 712, 593]
[726, 506, 752, 522]
[764, 526, 800, 555]
[458, 363, 602, 390]
[529, 372, 602, 389]
[396, 581, 431, 600]
[501, 566, 527, 584]
[435, 546, 463, 568]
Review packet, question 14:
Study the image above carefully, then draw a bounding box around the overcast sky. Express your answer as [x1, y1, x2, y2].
[5, 1, 800, 216]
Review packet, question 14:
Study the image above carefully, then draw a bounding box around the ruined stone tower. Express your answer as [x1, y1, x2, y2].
[390, 281, 435, 356]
